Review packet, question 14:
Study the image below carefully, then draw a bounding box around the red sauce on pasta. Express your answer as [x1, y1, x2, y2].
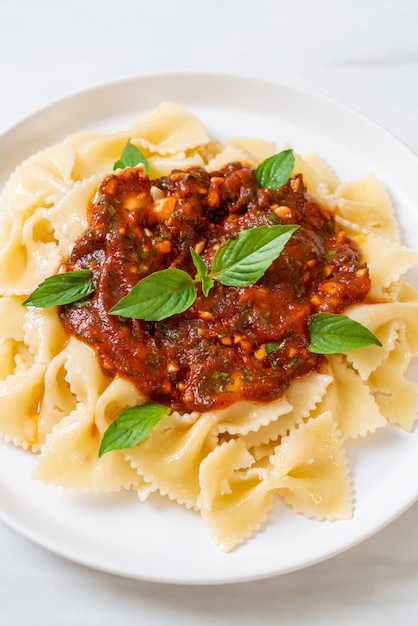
[59, 164, 370, 411]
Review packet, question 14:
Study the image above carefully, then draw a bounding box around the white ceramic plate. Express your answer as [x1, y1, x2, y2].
[0, 73, 417, 585]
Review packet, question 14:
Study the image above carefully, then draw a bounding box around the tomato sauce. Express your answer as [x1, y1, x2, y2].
[59, 164, 371, 411]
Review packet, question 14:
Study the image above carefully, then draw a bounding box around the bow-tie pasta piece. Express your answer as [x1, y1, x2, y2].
[270, 411, 353, 521]
[368, 342, 418, 432]
[334, 173, 400, 243]
[312, 355, 386, 440]
[198, 438, 272, 552]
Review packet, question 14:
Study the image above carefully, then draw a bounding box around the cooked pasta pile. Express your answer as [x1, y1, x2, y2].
[0, 103, 417, 551]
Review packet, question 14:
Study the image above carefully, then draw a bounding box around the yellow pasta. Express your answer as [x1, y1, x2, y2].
[0, 363, 46, 449]
[345, 301, 418, 378]
[198, 439, 272, 552]
[312, 355, 386, 440]
[270, 411, 353, 521]
[301, 151, 340, 193]
[241, 372, 332, 449]
[368, 342, 418, 431]
[0, 142, 75, 216]
[0, 102, 417, 552]
[352, 233, 418, 300]
[48, 174, 104, 256]
[334, 173, 400, 242]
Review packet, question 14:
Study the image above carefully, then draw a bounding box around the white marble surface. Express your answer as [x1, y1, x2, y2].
[0, 0, 417, 623]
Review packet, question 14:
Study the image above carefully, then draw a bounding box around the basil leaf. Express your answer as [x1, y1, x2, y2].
[22, 270, 94, 308]
[307, 313, 382, 354]
[255, 149, 295, 189]
[113, 139, 150, 175]
[190, 247, 214, 296]
[210, 224, 299, 287]
[99, 402, 170, 457]
[109, 268, 197, 321]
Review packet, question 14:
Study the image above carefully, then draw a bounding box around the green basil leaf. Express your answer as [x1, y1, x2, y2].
[113, 139, 150, 175]
[210, 224, 299, 287]
[109, 268, 197, 321]
[255, 149, 295, 189]
[99, 402, 170, 457]
[22, 270, 94, 308]
[190, 247, 214, 296]
[307, 313, 382, 354]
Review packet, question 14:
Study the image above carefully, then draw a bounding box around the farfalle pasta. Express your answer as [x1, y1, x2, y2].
[0, 103, 417, 551]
